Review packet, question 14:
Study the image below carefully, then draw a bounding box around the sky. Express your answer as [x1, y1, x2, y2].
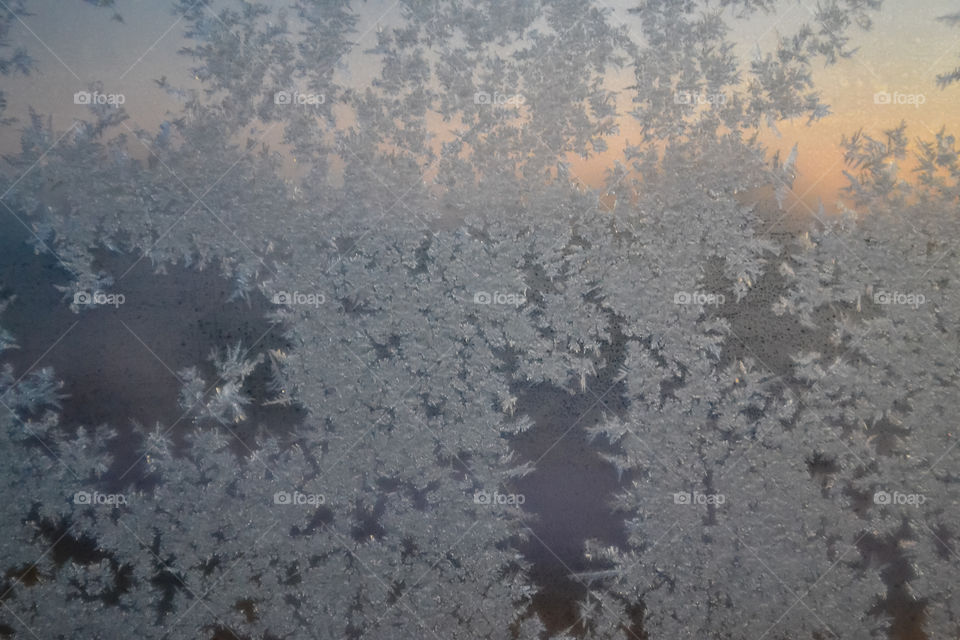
[1, 0, 958, 215]
[566, 0, 960, 213]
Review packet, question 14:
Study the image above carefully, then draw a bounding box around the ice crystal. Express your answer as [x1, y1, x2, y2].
[0, 0, 956, 638]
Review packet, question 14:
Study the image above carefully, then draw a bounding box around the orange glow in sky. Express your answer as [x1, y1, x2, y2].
[564, 0, 960, 215]
[1, 0, 957, 219]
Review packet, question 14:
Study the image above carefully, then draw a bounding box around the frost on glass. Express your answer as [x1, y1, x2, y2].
[0, 0, 957, 638]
